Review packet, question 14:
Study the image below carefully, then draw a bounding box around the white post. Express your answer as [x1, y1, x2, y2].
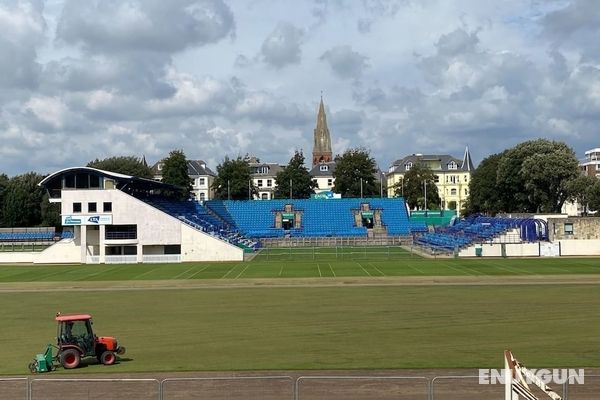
[505, 351, 515, 400]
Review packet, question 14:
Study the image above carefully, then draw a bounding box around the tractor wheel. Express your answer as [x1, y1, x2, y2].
[100, 351, 116, 365]
[28, 361, 38, 374]
[59, 349, 81, 369]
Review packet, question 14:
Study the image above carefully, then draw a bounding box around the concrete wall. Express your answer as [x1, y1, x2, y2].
[559, 239, 600, 256]
[181, 224, 243, 262]
[0, 252, 37, 263]
[459, 242, 540, 257]
[34, 239, 80, 264]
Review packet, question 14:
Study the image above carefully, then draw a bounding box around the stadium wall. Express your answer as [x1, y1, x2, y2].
[458, 242, 540, 257]
[558, 239, 600, 256]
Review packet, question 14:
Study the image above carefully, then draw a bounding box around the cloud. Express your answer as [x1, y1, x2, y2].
[56, 0, 235, 54]
[320, 45, 369, 79]
[260, 22, 304, 68]
[0, 0, 45, 91]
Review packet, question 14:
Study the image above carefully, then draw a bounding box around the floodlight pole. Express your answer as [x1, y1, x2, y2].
[290, 178, 292, 199]
[248, 179, 251, 200]
[360, 178, 363, 199]
[227, 180, 230, 200]
[424, 180, 427, 212]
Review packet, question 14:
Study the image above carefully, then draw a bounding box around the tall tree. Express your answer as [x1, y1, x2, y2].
[464, 152, 506, 215]
[332, 147, 379, 197]
[588, 180, 600, 213]
[568, 176, 600, 215]
[0, 173, 8, 226]
[2, 172, 45, 227]
[496, 139, 579, 213]
[395, 163, 440, 210]
[87, 156, 153, 178]
[212, 156, 257, 200]
[40, 193, 61, 227]
[161, 150, 192, 199]
[274, 151, 317, 199]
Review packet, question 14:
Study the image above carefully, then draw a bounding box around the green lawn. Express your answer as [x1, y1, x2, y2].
[3, 285, 600, 374]
[0, 254, 599, 282]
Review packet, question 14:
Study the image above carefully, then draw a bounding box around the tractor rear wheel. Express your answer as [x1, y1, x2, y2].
[59, 349, 81, 369]
[100, 351, 116, 365]
[28, 361, 38, 373]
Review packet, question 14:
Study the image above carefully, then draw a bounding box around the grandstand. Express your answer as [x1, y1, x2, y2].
[414, 215, 549, 254]
[205, 197, 412, 239]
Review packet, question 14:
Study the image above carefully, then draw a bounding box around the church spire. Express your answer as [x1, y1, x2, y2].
[461, 146, 474, 171]
[312, 95, 333, 167]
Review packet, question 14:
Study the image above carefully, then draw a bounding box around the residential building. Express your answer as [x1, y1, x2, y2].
[248, 157, 283, 200]
[310, 161, 336, 194]
[386, 147, 475, 212]
[151, 159, 216, 201]
[580, 148, 600, 178]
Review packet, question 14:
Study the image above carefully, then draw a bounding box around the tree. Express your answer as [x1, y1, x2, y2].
[395, 163, 440, 210]
[41, 192, 61, 227]
[161, 150, 192, 199]
[274, 151, 317, 199]
[2, 172, 45, 227]
[87, 156, 152, 178]
[567, 176, 600, 216]
[212, 156, 257, 200]
[0, 173, 8, 226]
[332, 148, 379, 197]
[496, 139, 579, 213]
[464, 152, 506, 215]
[588, 180, 600, 213]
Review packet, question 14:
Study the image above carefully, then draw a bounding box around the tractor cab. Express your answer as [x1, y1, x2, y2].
[55, 313, 125, 369]
[57, 314, 95, 356]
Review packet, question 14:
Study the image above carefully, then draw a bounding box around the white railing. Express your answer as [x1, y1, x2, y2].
[142, 254, 181, 263]
[105, 255, 138, 264]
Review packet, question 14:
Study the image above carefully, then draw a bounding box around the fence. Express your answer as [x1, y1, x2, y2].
[161, 376, 294, 400]
[254, 244, 420, 261]
[10, 374, 598, 400]
[260, 236, 410, 248]
[142, 254, 181, 263]
[296, 376, 429, 400]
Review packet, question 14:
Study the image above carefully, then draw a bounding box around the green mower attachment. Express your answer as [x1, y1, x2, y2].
[29, 344, 55, 373]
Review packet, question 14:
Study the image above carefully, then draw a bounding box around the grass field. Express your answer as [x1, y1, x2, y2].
[0, 247, 599, 282]
[2, 250, 600, 375]
[2, 284, 600, 375]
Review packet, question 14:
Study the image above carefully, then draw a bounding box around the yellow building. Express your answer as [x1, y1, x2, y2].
[386, 147, 475, 212]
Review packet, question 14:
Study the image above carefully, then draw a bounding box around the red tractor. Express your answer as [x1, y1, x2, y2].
[55, 313, 126, 369]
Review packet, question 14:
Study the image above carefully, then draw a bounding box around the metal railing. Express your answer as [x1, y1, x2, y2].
[104, 255, 138, 264]
[9, 373, 596, 399]
[142, 254, 181, 263]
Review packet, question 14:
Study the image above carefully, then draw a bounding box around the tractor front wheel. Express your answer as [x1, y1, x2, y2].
[60, 349, 81, 369]
[28, 361, 38, 373]
[100, 351, 116, 365]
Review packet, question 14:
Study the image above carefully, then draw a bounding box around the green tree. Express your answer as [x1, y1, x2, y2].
[40, 192, 61, 227]
[212, 156, 257, 200]
[161, 150, 192, 199]
[2, 172, 45, 227]
[464, 152, 506, 215]
[274, 151, 317, 199]
[567, 176, 600, 216]
[332, 148, 379, 197]
[0, 173, 8, 226]
[496, 139, 579, 213]
[87, 156, 152, 178]
[588, 180, 600, 213]
[395, 163, 440, 210]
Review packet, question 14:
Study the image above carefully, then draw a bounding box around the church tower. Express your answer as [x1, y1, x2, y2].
[312, 96, 333, 167]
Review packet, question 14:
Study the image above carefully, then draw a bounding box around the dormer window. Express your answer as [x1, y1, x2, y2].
[320, 165, 328, 172]
[405, 162, 413, 171]
[157, 163, 163, 171]
[255, 166, 270, 174]
[448, 161, 457, 170]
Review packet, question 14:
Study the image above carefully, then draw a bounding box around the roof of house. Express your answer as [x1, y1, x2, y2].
[310, 161, 336, 177]
[389, 148, 475, 174]
[151, 160, 216, 177]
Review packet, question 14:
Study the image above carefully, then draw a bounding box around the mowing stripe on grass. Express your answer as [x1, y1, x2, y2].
[317, 264, 322, 277]
[278, 264, 284, 277]
[186, 265, 211, 279]
[220, 263, 242, 279]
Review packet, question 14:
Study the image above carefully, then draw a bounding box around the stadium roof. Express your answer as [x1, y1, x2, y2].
[39, 167, 181, 192]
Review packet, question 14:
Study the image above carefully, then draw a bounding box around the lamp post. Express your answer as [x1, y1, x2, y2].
[290, 178, 293, 200]
[424, 180, 428, 213]
[227, 180, 230, 201]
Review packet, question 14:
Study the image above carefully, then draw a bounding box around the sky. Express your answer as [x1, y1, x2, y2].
[1, 0, 599, 176]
